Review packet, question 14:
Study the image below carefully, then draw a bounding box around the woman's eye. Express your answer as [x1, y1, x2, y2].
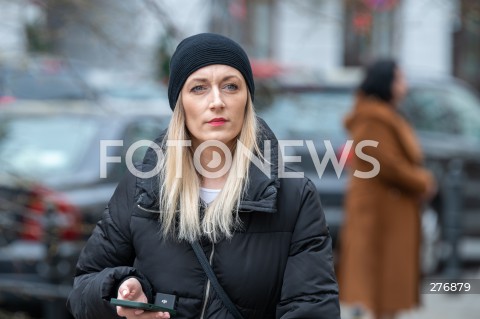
[191, 85, 206, 93]
[224, 83, 238, 91]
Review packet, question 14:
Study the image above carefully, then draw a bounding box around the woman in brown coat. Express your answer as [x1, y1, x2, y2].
[338, 59, 436, 319]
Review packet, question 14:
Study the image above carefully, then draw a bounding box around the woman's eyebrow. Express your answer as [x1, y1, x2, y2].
[222, 75, 241, 81]
[187, 75, 241, 84]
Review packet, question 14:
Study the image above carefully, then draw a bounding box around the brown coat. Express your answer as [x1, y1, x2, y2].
[338, 95, 434, 315]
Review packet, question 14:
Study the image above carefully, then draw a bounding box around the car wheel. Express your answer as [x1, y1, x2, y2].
[421, 207, 443, 276]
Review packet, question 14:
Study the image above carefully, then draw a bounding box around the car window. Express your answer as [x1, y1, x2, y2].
[0, 115, 99, 177]
[0, 60, 95, 100]
[402, 88, 462, 135]
[123, 118, 169, 165]
[402, 85, 480, 141]
[445, 84, 480, 141]
[257, 91, 353, 140]
[103, 84, 167, 100]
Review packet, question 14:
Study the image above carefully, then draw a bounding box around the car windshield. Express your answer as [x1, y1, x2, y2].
[0, 60, 95, 100]
[0, 115, 99, 178]
[258, 90, 354, 140]
[445, 84, 480, 141]
[402, 83, 480, 142]
[103, 84, 167, 100]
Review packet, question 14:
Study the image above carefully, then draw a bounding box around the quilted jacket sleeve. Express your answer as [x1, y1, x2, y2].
[276, 180, 340, 319]
[66, 172, 154, 319]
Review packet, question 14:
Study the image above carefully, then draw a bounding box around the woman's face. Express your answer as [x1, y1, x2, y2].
[392, 68, 408, 104]
[181, 64, 248, 148]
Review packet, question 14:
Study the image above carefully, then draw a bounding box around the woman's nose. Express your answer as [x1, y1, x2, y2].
[209, 87, 225, 109]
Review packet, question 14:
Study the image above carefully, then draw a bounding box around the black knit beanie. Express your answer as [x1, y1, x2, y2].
[168, 33, 255, 110]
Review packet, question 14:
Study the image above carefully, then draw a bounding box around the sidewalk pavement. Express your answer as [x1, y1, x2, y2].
[341, 294, 479, 319]
[341, 267, 480, 319]
[398, 293, 479, 319]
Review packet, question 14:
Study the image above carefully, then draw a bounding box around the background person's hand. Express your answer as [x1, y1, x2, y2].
[421, 174, 437, 203]
[116, 277, 170, 318]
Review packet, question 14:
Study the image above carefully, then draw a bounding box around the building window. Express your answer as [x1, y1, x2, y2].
[453, 0, 480, 91]
[343, 0, 399, 66]
[209, 0, 274, 59]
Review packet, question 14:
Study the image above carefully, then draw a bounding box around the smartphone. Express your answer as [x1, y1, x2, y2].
[110, 298, 176, 316]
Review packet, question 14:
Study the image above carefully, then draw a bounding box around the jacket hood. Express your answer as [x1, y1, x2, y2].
[136, 117, 280, 213]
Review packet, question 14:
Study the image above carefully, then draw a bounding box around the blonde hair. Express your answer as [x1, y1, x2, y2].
[159, 94, 259, 242]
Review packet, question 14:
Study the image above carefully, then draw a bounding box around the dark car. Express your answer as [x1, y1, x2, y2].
[0, 102, 170, 318]
[256, 86, 352, 241]
[0, 56, 96, 103]
[256, 75, 480, 275]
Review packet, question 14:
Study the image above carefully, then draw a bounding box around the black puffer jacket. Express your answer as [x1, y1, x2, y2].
[67, 120, 340, 319]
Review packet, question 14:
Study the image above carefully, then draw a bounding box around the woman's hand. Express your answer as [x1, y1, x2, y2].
[116, 278, 170, 319]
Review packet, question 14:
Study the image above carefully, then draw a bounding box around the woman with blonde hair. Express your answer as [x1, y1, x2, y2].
[67, 33, 339, 319]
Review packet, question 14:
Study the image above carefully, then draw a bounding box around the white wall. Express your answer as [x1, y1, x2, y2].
[274, 0, 343, 74]
[273, 0, 455, 79]
[399, 0, 455, 76]
[0, 0, 40, 61]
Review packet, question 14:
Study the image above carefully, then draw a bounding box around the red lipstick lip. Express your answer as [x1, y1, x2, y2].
[208, 118, 227, 123]
[208, 118, 227, 127]
[208, 117, 227, 122]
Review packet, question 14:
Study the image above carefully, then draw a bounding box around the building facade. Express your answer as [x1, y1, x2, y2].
[2, 0, 477, 90]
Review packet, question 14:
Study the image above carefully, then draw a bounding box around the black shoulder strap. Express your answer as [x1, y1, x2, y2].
[190, 241, 244, 319]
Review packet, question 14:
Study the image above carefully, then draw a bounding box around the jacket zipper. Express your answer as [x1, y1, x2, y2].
[199, 244, 215, 319]
[136, 204, 161, 213]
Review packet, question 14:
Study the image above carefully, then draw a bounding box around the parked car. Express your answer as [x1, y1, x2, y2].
[86, 69, 171, 114]
[97, 82, 171, 115]
[0, 101, 170, 318]
[256, 75, 480, 275]
[0, 56, 97, 103]
[256, 85, 352, 245]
